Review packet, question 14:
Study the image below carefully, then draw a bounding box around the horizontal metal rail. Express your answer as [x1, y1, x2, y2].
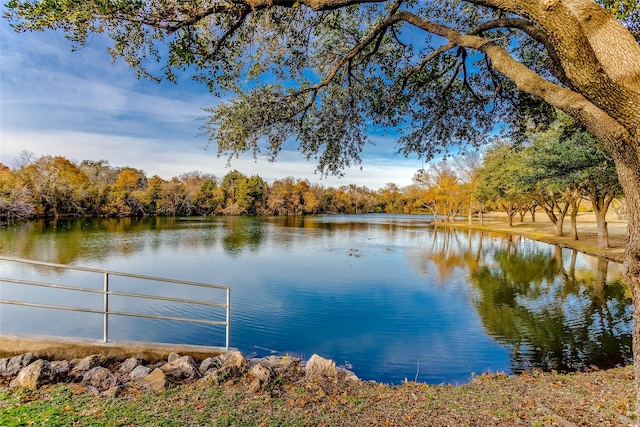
[0, 277, 104, 295]
[0, 256, 229, 289]
[0, 299, 228, 325]
[0, 277, 227, 308]
[0, 256, 230, 350]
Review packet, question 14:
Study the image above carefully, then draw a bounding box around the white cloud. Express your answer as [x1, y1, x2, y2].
[0, 24, 420, 190]
[0, 129, 417, 189]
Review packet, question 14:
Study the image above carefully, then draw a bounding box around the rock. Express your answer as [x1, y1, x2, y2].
[119, 358, 142, 374]
[338, 367, 360, 382]
[222, 351, 247, 369]
[223, 378, 237, 387]
[129, 365, 151, 380]
[167, 352, 181, 363]
[305, 354, 337, 379]
[73, 355, 102, 373]
[10, 359, 58, 391]
[0, 353, 35, 377]
[200, 357, 222, 374]
[82, 366, 116, 390]
[218, 366, 244, 383]
[197, 370, 220, 385]
[160, 355, 201, 381]
[141, 368, 168, 392]
[199, 366, 240, 386]
[250, 364, 273, 383]
[247, 378, 262, 393]
[260, 355, 302, 379]
[262, 355, 299, 368]
[51, 360, 71, 378]
[195, 352, 247, 384]
[1, 350, 355, 395]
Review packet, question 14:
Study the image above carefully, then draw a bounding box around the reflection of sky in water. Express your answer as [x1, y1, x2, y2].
[0, 214, 631, 384]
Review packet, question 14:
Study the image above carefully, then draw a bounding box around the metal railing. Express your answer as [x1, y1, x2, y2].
[0, 256, 230, 350]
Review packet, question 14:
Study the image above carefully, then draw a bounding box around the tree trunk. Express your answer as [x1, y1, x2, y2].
[501, 203, 517, 227]
[590, 193, 615, 249]
[554, 216, 564, 237]
[541, 200, 569, 238]
[449, 201, 462, 222]
[608, 148, 640, 423]
[594, 210, 609, 248]
[632, 261, 640, 427]
[529, 204, 537, 222]
[612, 199, 627, 220]
[568, 196, 581, 241]
[431, 204, 439, 225]
[552, 201, 569, 237]
[570, 208, 578, 240]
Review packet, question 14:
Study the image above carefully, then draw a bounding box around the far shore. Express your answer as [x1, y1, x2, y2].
[443, 211, 628, 264]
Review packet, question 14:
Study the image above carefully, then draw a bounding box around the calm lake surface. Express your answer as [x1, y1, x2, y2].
[0, 214, 632, 384]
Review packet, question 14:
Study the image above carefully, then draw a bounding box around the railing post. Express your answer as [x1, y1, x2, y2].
[103, 272, 109, 343]
[226, 288, 230, 350]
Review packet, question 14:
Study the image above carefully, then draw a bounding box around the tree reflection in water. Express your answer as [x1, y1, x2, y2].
[407, 227, 632, 374]
[469, 235, 632, 373]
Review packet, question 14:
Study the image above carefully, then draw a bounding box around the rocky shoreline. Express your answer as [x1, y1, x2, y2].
[0, 351, 359, 397]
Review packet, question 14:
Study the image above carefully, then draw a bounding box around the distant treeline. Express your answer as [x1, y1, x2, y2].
[0, 154, 427, 221]
[1, 135, 629, 236]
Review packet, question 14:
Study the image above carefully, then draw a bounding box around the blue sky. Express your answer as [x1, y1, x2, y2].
[0, 22, 425, 190]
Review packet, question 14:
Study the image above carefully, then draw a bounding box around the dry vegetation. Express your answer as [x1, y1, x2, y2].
[1, 365, 635, 426]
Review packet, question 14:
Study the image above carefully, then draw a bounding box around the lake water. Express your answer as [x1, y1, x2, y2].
[0, 214, 632, 384]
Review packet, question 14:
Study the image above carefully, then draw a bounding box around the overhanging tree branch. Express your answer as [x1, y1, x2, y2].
[205, 9, 250, 61]
[469, 17, 569, 85]
[388, 10, 635, 159]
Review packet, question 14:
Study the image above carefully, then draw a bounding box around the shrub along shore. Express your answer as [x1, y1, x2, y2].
[0, 214, 634, 426]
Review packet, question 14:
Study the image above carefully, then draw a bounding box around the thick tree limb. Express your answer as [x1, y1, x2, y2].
[465, 0, 640, 130]
[470, 18, 569, 85]
[388, 10, 637, 163]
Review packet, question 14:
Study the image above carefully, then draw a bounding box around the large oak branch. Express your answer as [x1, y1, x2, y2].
[464, 0, 640, 132]
[390, 11, 637, 164]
